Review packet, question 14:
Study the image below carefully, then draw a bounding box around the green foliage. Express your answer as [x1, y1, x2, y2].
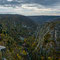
[0, 15, 60, 60]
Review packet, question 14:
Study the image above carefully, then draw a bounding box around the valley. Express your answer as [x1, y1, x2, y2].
[0, 14, 60, 60]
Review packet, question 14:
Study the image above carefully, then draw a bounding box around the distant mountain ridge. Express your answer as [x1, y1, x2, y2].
[28, 16, 60, 24]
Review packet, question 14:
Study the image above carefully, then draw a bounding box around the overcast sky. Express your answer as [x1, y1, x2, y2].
[0, 0, 60, 16]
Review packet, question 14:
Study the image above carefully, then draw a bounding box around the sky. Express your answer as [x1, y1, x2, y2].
[0, 0, 60, 16]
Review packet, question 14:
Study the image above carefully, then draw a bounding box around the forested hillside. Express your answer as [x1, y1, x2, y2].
[0, 15, 60, 60]
[0, 14, 37, 60]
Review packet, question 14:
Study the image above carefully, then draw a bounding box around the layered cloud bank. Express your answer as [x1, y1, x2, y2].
[0, 0, 60, 16]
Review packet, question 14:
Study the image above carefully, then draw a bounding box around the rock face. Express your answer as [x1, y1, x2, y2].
[0, 46, 6, 60]
[0, 46, 6, 51]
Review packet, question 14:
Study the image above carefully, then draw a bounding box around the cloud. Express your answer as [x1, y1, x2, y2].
[11, 4, 60, 15]
[0, 3, 60, 16]
[20, 4, 60, 12]
[0, 0, 60, 16]
[0, 0, 60, 7]
[7, 0, 13, 2]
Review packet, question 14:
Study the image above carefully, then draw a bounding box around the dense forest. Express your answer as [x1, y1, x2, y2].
[0, 14, 60, 60]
